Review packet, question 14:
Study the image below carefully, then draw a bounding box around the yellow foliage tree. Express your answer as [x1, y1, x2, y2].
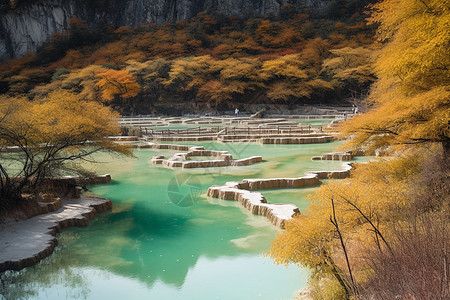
[165, 56, 220, 106]
[216, 57, 261, 82]
[60, 65, 106, 100]
[198, 57, 263, 107]
[268, 155, 422, 296]
[126, 58, 171, 105]
[322, 47, 376, 88]
[197, 80, 234, 108]
[96, 69, 141, 102]
[341, 0, 450, 152]
[270, 3, 449, 298]
[0, 91, 129, 207]
[260, 54, 332, 103]
[7, 68, 51, 94]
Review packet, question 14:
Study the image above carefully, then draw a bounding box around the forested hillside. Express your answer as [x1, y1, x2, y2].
[0, 1, 376, 114]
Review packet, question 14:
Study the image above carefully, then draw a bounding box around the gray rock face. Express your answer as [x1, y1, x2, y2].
[0, 0, 328, 60]
[0, 1, 68, 60]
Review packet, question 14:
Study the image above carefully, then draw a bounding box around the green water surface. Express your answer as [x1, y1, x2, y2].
[0, 141, 354, 300]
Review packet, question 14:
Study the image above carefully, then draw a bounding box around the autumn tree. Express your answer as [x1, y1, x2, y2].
[260, 54, 332, 105]
[0, 7, 379, 112]
[322, 46, 376, 100]
[269, 155, 425, 298]
[197, 80, 231, 108]
[126, 58, 171, 112]
[212, 31, 263, 58]
[0, 91, 129, 210]
[7, 68, 52, 94]
[198, 57, 263, 108]
[57, 65, 106, 100]
[96, 69, 141, 113]
[164, 56, 218, 107]
[341, 0, 450, 152]
[255, 20, 281, 48]
[269, 25, 303, 49]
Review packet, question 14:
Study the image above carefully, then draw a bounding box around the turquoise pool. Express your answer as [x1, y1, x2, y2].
[0, 141, 352, 300]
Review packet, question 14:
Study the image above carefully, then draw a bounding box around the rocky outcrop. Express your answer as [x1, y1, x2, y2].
[78, 174, 112, 185]
[37, 174, 112, 198]
[149, 144, 263, 168]
[305, 162, 353, 179]
[240, 175, 320, 190]
[115, 116, 337, 144]
[0, 0, 329, 60]
[37, 197, 62, 213]
[0, 0, 69, 60]
[207, 184, 298, 228]
[151, 134, 334, 143]
[207, 162, 354, 227]
[207, 174, 319, 228]
[0, 196, 112, 272]
[311, 151, 353, 161]
[219, 133, 325, 141]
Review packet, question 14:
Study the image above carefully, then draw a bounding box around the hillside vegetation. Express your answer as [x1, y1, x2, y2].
[0, 2, 376, 114]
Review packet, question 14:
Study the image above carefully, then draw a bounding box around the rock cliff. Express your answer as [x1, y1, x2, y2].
[0, 0, 328, 60]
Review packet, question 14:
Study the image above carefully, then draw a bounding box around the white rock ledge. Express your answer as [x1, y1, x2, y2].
[207, 163, 354, 228]
[311, 151, 353, 161]
[207, 175, 320, 228]
[0, 197, 112, 273]
[149, 144, 263, 169]
[305, 162, 353, 179]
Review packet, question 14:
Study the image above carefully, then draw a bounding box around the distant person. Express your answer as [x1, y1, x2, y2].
[235, 108, 239, 116]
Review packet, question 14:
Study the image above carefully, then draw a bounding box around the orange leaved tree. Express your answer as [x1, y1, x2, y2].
[96, 69, 141, 113]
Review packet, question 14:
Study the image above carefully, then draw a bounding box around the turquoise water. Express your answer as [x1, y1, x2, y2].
[0, 141, 350, 300]
[258, 187, 318, 212]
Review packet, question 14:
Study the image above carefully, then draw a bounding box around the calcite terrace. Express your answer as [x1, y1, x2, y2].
[0, 197, 112, 272]
[150, 145, 263, 168]
[207, 162, 353, 228]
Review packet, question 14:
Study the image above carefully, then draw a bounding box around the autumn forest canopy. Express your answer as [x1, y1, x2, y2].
[0, 1, 377, 114]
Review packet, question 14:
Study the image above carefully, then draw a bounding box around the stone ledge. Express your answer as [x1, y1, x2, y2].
[207, 163, 354, 228]
[0, 197, 112, 273]
[305, 162, 353, 179]
[311, 151, 353, 161]
[149, 144, 263, 169]
[207, 175, 321, 228]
